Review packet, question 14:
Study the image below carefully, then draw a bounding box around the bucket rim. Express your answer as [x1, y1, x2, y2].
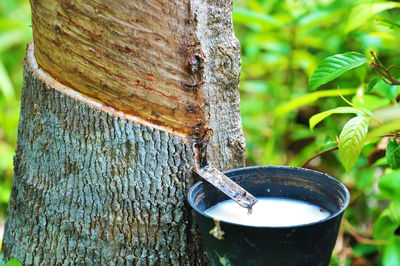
[188, 165, 350, 229]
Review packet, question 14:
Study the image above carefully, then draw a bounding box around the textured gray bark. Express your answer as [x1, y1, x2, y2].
[2, 64, 206, 265]
[2, 1, 245, 264]
[194, 0, 246, 171]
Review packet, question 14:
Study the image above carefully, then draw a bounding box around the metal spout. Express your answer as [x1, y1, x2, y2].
[195, 164, 258, 210]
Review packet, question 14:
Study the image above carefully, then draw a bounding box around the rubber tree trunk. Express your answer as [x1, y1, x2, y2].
[1, 0, 245, 265]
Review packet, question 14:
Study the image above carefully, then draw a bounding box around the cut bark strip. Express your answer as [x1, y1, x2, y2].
[31, 0, 207, 139]
[26, 41, 190, 140]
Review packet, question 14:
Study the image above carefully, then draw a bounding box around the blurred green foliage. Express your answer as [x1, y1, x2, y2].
[1, 0, 400, 264]
[234, 0, 400, 264]
[234, 0, 400, 167]
[0, 0, 31, 216]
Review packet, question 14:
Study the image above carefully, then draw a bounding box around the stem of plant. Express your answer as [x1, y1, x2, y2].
[301, 145, 338, 168]
[343, 218, 387, 246]
[337, 87, 384, 126]
[369, 50, 400, 85]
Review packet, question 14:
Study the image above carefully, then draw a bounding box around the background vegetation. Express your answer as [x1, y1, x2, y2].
[0, 0, 31, 215]
[1, 0, 400, 264]
[234, 0, 400, 265]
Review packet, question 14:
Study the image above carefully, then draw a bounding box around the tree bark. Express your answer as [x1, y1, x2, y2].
[2, 0, 245, 264]
[30, 0, 207, 137]
[195, 0, 246, 170]
[2, 58, 202, 265]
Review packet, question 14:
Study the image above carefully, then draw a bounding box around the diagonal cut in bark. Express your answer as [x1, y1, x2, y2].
[30, 0, 208, 142]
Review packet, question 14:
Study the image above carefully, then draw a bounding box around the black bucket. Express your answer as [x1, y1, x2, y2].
[188, 166, 350, 266]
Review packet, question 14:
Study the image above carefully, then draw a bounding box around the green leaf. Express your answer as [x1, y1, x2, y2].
[232, 8, 284, 28]
[293, 49, 318, 76]
[297, 9, 342, 30]
[374, 157, 388, 167]
[240, 80, 269, 94]
[0, 140, 15, 175]
[246, 35, 290, 55]
[366, 78, 380, 93]
[339, 116, 369, 172]
[346, 2, 400, 33]
[0, 183, 11, 204]
[373, 107, 400, 124]
[375, 14, 400, 29]
[4, 258, 23, 266]
[352, 244, 378, 257]
[371, 80, 400, 101]
[317, 137, 337, 152]
[379, 170, 400, 200]
[382, 238, 400, 266]
[387, 138, 400, 169]
[374, 201, 400, 241]
[245, 0, 263, 13]
[388, 200, 400, 222]
[274, 88, 356, 118]
[308, 52, 369, 92]
[355, 168, 375, 190]
[309, 107, 364, 131]
[0, 31, 26, 53]
[0, 59, 14, 101]
[351, 94, 390, 111]
[365, 120, 400, 143]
